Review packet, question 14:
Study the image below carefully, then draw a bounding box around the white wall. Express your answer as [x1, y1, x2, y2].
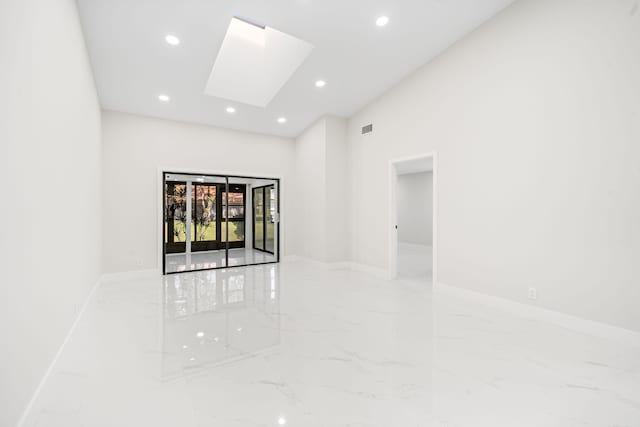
[324, 117, 349, 263]
[293, 119, 327, 260]
[101, 111, 295, 274]
[0, 0, 102, 425]
[293, 116, 349, 262]
[347, 0, 640, 331]
[397, 172, 433, 246]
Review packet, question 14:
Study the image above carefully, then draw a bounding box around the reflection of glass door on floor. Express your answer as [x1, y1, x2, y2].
[253, 185, 275, 254]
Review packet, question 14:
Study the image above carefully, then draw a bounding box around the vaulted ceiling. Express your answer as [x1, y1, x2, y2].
[77, 0, 515, 137]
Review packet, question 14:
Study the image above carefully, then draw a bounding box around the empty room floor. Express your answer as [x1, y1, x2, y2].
[398, 243, 433, 280]
[165, 248, 276, 273]
[23, 262, 640, 427]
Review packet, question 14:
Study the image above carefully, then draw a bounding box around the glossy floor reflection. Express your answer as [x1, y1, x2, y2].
[165, 248, 276, 273]
[23, 262, 640, 427]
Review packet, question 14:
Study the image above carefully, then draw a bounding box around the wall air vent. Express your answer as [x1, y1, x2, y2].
[362, 124, 373, 135]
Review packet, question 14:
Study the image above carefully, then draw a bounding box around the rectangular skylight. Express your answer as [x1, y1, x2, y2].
[205, 17, 314, 107]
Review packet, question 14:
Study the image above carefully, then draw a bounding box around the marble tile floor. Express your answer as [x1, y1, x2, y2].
[398, 243, 432, 280]
[165, 248, 276, 273]
[23, 261, 640, 427]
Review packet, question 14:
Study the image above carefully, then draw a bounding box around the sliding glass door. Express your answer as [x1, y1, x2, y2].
[163, 173, 279, 274]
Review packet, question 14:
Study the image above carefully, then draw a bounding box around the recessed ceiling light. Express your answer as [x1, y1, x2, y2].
[226, 106, 236, 114]
[165, 34, 180, 46]
[277, 117, 287, 124]
[277, 417, 287, 425]
[376, 16, 389, 27]
[196, 331, 204, 338]
[315, 80, 326, 88]
[158, 94, 170, 102]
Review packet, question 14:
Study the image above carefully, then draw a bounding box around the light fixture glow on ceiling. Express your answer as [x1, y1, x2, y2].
[277, 417, 287, 425]
[205, 17, 314, 107]
[165, 34, 180, 46]
[315, 80, 326, 88]
[158, 94, 170, 102]
[376, 16, 389, 27]
[196, 331, 204, 338]
[277, 117, 287, 124]
[226, 106, 236, 114]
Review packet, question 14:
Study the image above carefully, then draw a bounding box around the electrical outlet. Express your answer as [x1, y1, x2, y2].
[528, 287, 537, 300]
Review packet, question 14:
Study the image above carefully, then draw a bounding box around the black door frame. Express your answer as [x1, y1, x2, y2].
[162, 172, 280, 275]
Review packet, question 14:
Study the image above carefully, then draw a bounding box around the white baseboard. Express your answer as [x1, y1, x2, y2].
[101, 268, 161, 284]
[435, 282, 640, 347]
[16, 276, 102, 427]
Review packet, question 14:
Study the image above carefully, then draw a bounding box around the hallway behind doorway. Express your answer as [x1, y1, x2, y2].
[397, 170, 433, 281]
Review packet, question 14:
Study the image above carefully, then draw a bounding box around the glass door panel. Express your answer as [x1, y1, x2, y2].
[253, 187, 264, 251]
[165, 181, 187, 254]
[265, 185, 276, 253]
[192, 183, 218, 252]
[222, 221, 245, 242]
[222, 183, 246, 248]
[253, 184, 276, 255]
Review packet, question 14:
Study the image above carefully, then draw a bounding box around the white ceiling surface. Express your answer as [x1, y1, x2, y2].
[77, 0, 515, 138]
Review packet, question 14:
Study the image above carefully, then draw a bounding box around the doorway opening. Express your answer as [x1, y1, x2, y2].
[162, 172, 280, 274]
[389, 153, 437, 284]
